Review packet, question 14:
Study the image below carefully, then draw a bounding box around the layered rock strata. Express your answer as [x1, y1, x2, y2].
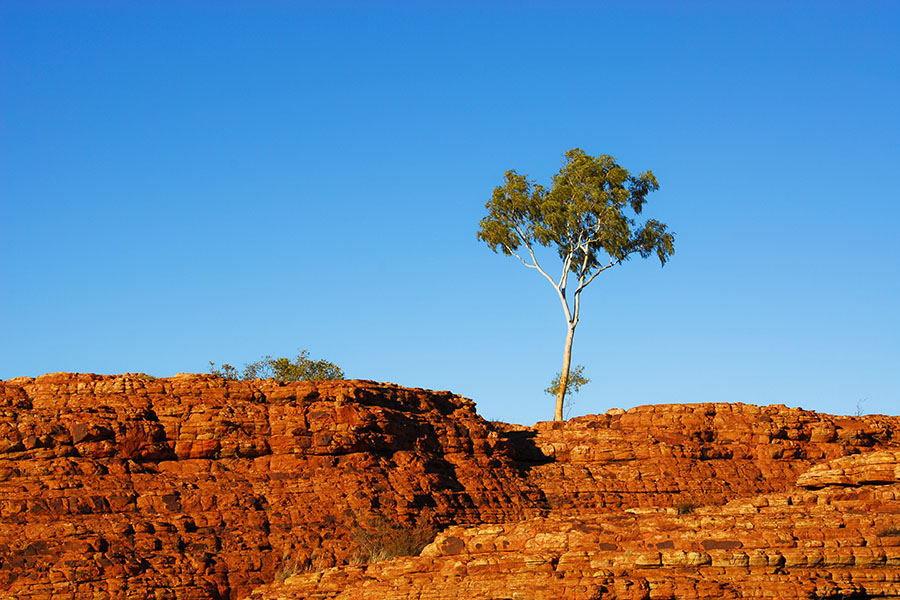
[254, 450, 900, 599]
[0, 374, 539, 598]
[510, 402, 899, 513]
[1, 373, 898, 599]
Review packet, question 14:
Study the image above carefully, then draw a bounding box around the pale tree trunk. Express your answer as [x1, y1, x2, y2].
[504, 237, 619, 421]
[554, 323, 577, 421]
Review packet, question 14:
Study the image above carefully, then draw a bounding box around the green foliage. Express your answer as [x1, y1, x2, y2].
[544, 365, 590, 396]
[477, 148, 675, 273]
[209, 349, 344, 382]
[545, 365, 590, 419]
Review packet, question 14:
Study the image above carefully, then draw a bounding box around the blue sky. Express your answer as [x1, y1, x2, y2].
[2, 1, 898, 424]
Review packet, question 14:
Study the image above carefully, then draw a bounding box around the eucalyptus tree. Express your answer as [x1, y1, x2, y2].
[477, 149, 675, 421]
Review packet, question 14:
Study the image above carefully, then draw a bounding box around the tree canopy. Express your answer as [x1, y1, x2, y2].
[478, 149, 674, 275]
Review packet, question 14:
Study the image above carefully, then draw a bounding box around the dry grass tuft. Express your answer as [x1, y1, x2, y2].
[349, 512, 437, 564]
[676, 502, 697, 515]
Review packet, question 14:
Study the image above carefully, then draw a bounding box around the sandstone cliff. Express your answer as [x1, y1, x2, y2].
[1, 373, 898, 599]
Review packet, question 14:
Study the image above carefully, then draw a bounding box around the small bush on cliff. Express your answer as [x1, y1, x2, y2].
[128, 372, 157, 381]
[676, 502, 696, 515]
[209, 349, 344, 382]
[274, 551, 332, 581]
[349, 512, 437, 564]
[274, 560, 303, 582]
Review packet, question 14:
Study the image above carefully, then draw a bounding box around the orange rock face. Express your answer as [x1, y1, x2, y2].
[0, 374, 538, 598]
[1, 373, 898, 599]
[513, 402, 899, 514]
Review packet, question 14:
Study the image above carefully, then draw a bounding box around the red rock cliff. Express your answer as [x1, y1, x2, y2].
[1, 373, 898, 599]
[0, 373, 538, 598]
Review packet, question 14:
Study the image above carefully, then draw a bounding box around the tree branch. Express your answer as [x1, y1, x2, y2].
[525, 243, 566, 301]
[509, 223, 560, 291]
[507, 249, 539, 270]
[577, 239, 592, 278]
[508, 230, 574, 324]
[558, 252, 572, 290]
[573, 276, 584, 325]
[531, 247, 573, 323]
[576, 256, 621, 294]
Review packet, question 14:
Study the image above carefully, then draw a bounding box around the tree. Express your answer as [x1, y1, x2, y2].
[209, 349, 344, 382]
[477, 149, 674, 421]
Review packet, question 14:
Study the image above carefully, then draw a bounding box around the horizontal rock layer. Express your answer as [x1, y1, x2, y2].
[254, 455, 900, 599]
[0, 374, 539, 598]
[1, 373, 898, 599]
[514, 402, 899, 514]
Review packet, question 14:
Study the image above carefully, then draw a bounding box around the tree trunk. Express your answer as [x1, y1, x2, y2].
[554, 323, 577, 421]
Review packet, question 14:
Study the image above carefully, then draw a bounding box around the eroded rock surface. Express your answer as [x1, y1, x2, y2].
[254, 460, 900, 599]
[1, 373, 898, 599]
[0, 374, 538, 598]
[512, 403, 899, 513]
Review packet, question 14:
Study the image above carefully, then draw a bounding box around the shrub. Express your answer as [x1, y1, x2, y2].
[125, 372, 157, 381]
[545, 365, 589, 418]
[349, 512, 437, 564]
[274, 560, 303, 582]
[209, 349, 344, 382]
[676, 502, 697, 515]
[544, 365, 590, 396]
[273, 552, 332, 581]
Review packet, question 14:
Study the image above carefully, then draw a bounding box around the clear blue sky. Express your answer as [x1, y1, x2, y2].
[2, 2, 898, 424]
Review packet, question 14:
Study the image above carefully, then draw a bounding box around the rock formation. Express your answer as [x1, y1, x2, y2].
[1, 373, 898, 599]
